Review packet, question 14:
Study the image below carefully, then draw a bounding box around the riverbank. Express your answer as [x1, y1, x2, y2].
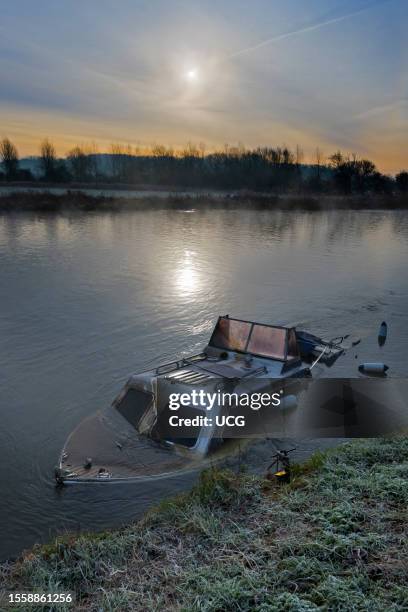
[1, 188, 408, 211]
[1, 437, 407, 610]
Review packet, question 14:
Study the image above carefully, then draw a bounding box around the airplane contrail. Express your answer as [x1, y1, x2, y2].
[228, 1, 389, 60]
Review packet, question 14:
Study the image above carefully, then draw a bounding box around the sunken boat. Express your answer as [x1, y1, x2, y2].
[55, 316, 345, 484]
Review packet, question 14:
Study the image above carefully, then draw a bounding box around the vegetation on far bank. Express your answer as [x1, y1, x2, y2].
[1, 437, 407, 611]
[1, 190, 408, 212]
[1, 136, 408, 197]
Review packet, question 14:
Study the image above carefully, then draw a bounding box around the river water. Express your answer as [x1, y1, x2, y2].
[1, 207, 407, 560]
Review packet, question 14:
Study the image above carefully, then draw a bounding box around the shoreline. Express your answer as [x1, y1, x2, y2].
[1, 187, 408, 211]
[1, 438, 407, 610]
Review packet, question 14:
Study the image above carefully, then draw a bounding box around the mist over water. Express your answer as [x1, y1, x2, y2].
[0, 207, 407, 559]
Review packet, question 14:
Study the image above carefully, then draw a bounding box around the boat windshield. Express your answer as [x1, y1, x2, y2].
[210, 318, 252, 352]
[209, 317, 299, 361]
[247, 324, 287, 359]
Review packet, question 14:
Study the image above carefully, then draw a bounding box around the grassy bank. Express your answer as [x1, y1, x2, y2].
[1, 190, 408, 212]
[1, 438, 407, 610]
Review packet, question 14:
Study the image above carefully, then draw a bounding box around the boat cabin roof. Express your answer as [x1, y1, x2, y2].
[208, 315, 299, 362]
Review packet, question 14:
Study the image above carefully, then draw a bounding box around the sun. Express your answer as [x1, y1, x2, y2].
[185, 68, 198, 81]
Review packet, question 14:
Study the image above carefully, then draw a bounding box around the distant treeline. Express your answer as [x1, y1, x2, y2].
[1, 137, 408, 195]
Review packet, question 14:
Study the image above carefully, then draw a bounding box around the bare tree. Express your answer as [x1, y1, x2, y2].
[295, 144, 304, 166]
[67, 146, 90, 182]
[0, 137, 19, 180]
[150, 144, 167, 157]
[110, 142, 125, 179]
[358, 159, 376, 177]
[39, 138, 56, 180]
[110, 143, 135, 181]
[181, 142, 200, 158]
[328, 150, 346, 169]
[282, 146, 295, 165]
[328, 151, 355, 194]
[87, 142, 100, 182]
[315, 147, 324, 180]
[198, 142, 206, 159]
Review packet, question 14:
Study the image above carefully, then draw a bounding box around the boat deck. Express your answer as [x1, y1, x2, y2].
[60, 404, 193, 481]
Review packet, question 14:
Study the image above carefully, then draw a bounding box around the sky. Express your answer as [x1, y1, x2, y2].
[0, 0, 407, 173]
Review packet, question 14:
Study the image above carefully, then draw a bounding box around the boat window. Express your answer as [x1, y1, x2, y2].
[115, 388, 153, 429]
[287, 328, 300, 359]
[153, 404, 203, 448]
[247, 325, 287, 359]
[210, 318, 252, 352]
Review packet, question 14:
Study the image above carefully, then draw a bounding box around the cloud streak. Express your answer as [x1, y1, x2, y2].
[228, 0, 390, 59]
[353, 98, 408, 119]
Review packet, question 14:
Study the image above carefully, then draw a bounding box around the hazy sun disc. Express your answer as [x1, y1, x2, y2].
[185, 68, 198, 81]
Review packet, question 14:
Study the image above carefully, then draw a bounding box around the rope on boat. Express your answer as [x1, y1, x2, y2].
[310, 345, 329, 370]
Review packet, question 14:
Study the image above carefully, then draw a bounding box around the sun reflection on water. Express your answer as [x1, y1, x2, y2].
[175, 249, 200, 295]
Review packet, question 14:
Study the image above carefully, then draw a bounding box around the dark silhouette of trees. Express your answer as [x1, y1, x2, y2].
[315, 147, 324, 180]
[328, 151, 383, 194]
[0, 138, 19, 180]
[396, 171, 408, 193]
[67, 146, 91, 182]
[39, 139, 57, 181]
[328, 151, 354, 193]
[305, 147, 325, 192]
[1, 136, 405, 198]
[149, 144, 175, 184]
[368, 171, 393, 194]
[87, 143, 101, 183]
[354, 159, 377, 192]
[110, 143, 138, 183]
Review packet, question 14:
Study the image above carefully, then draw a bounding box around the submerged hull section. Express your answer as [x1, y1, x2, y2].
[57, 404, 195, 483]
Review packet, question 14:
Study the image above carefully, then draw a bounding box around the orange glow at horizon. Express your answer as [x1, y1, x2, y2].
[1, 104, 407, 175]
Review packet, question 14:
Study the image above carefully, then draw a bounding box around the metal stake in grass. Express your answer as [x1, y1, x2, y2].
[266, 448, 296, 483]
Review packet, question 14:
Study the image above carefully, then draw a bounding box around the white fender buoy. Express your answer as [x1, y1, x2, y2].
[378, 321, 387, 347]
[280, 395, 298, 410]
[84, 457, 92, 469]
[359, 363, 389, 375]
